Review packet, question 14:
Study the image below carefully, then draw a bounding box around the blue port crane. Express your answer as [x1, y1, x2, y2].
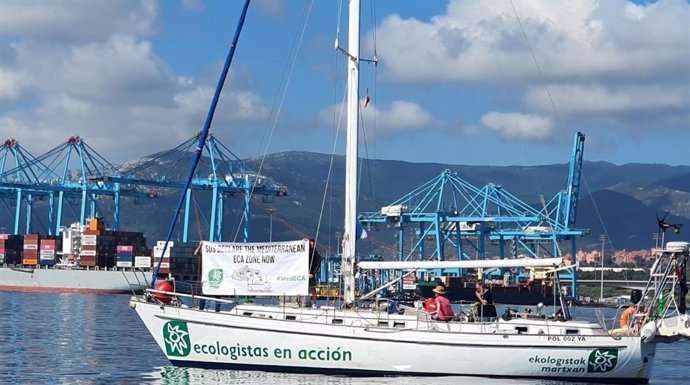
[1, 134, 287, 243]
[540, 131, 586, 296]
[89, 133, 287, 242]
[0, 138, 52, 234]
[358, 132, 587, 286]
[0, 136, 157, 235]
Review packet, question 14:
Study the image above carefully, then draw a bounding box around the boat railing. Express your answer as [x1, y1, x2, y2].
[143, 287, 237, 308]
[635, 248, 687, 326]
[124, 268, 156, 295]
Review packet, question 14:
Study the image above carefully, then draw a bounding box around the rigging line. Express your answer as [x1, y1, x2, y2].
[476, 0, 506, 82]
[191, 190, 206, 281]
[233, 0, 315, 243]
[336, 0, 344, 43]
[582, 175, 616, 254]
[509, 0, 561, 124]
[253, 0, 314, 160]
[191, 190, 205, 242]
[369, 0, 378, 59]
[151, 0, 251, 287]
[327, 2, 344, 257]
[316, 78, 349, 257]
[358, 98, 374, 213]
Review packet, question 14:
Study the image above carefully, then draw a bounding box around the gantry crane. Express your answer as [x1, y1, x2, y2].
[89, 133, 287, 242]
[358, 132, 587, 290]
[0, 136, 156, 234]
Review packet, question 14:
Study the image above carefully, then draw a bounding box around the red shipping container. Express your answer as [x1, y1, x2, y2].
[116, 245, 134, 252]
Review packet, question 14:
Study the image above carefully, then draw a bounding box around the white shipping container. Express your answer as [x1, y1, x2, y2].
[156, 240, 175, 248]
[82, 235, 97, 241]
[39, 250, 55, 256]
[153, 249, 171, 258]
[23, 244, 38, 250]
[134, 256, 152, 268]
[116, 261, 133, 268]
[81, 239, 97, 246]
[380, 204, 407, 217]
[80, 250, 97, 256]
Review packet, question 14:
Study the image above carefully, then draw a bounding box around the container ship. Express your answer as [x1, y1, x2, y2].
[415, 277, 555, 305]
[408, 265, 559, 306]
[0, 218, 200, 294]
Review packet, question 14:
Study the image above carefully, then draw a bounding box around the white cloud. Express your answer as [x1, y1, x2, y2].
[481, 112, 553, 140]
[181, 0, 204, 11]
[373, 0, 690, 83]
[17, 36, 176, 105]
[173, 86, 270, 123]
[525, 84, 688, 116]
[0, 68, 23, 102]
[253, 0, 286, 19]
[320, 100, 436, 135]
[0, 1, 271, 163]
[0, 0, 157, 41]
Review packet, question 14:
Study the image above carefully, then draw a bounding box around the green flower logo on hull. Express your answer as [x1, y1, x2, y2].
[163, 321, 191, 357]
[209, 268, 224, 288]
[587, 348, 618, 373]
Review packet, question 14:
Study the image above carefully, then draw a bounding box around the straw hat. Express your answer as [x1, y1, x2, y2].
[432, 285, 447, 295]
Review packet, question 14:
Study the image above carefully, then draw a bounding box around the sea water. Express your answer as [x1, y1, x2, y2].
[0, 292, 687, 384]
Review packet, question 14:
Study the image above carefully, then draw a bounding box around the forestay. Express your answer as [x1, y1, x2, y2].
[201, 239, 309, 296]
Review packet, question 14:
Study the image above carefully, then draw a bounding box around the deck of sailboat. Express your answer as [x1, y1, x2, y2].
[132, 292, 626, 341]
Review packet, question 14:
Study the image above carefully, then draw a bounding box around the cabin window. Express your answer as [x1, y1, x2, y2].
[378, 321, 388, 327]
[332, 319, 344, 324]
[242, 312, 253, 317]
[565, 329, 579, 335]
[515, 326, 528, 334]
[285, 315, 296, 321]
[393, 321, 406, 328]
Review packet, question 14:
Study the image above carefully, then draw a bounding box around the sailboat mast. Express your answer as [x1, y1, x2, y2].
[342, 0, 360, 305]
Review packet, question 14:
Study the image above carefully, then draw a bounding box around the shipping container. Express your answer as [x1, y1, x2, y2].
[134, 256, 151, 268]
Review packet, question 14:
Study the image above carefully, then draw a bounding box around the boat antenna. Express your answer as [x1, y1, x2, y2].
[150, 0, 252, 287]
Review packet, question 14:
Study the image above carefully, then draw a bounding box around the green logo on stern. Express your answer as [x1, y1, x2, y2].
[162, 321, 191, 357]
[208, 268, 224, 288]
[587, 348, 618, 373]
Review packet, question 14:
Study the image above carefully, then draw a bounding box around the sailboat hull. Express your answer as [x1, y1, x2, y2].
[131, 298, 655, 383]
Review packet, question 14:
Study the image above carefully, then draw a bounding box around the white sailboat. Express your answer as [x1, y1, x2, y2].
[130, 1, 687, 382]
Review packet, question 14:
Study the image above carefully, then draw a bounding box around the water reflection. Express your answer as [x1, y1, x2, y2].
[0, 292, 687, 384]
[147, 366, 597, 385]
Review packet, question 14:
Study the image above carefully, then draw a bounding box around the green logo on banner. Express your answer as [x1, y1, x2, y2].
[209, 268, 224, 288]
[587, 348, 618, 373]
[163, 321, 191, 357]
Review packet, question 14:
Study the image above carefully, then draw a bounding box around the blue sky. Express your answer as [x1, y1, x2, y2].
[1, 0, 689, 166]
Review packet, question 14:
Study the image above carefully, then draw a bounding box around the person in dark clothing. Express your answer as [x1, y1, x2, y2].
[475, 282, 497, 321]
[307, 239, 322, 307]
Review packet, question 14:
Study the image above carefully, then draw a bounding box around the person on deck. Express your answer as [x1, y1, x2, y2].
[615, 289, 644, 335]
[306, 239, 322, 308]
[429, 285, 454, 321]
[475, 282, 497, 322]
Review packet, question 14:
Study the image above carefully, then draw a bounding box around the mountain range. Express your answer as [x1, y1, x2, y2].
[3, 151, 690, 257]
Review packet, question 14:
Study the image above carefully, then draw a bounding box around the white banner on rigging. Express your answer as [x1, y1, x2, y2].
[201, 239, 309, 296]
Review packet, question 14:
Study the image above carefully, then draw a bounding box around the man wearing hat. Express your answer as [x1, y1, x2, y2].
[430, 285, 454, 321]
